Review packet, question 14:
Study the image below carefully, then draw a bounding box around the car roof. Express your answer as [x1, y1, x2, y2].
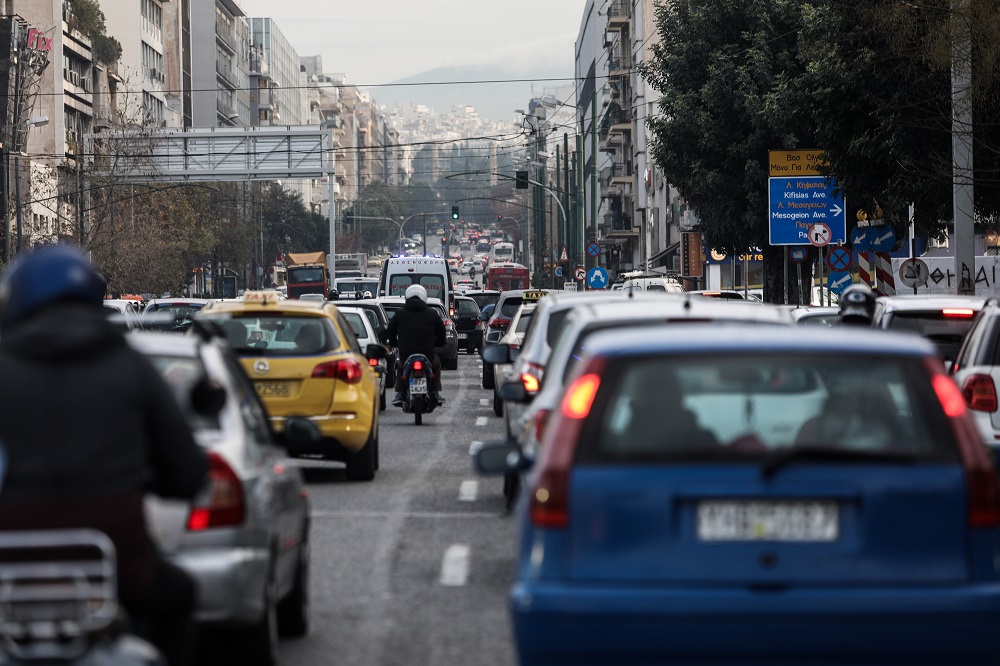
[569, 297, 791, 324]
[583, 323, 936, 359]
[198, 295, 337, 316]
[877, 295, 988, 312]
[126, 331, 203, 356]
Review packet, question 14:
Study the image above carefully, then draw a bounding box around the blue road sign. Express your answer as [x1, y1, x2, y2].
[586, 242, 602, 258]
[827, 246, 852, 272]
[850, 225, 870, 250]
[554, 266, 563, 277]
[788, 246, 808, 264]
[768, 176, 847, 246]
[587, 266, 609, 290]
[827, 270, 853, 295]
[870, 226, 896, 252]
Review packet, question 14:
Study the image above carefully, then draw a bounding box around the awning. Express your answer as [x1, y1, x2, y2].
[650, 241, 679, 267]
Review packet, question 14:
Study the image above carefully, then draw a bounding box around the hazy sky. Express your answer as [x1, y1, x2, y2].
[236, 0, 586, 85]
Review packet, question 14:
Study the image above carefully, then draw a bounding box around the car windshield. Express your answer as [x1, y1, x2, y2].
[288, 267, 325, 283]
[212, 315, 340, 355]
[147, 355, 221, 432]
[580, 354, 954, 462]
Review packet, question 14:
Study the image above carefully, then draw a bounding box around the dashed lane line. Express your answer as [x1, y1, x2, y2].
[458, 480, 479, 502]
[440, 544, 471, 586]
[479, 398, 490, 407]
[475, 416, 489, 427]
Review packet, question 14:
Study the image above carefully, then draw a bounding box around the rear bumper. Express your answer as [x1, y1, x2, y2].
[172, 546, 269, 625]
[272, 415, 370, 455]
[512, 581, 1000, 664]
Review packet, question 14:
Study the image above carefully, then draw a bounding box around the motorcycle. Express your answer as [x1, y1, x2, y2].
[399, 354, 440, 425]
[0, 446, 163, 666]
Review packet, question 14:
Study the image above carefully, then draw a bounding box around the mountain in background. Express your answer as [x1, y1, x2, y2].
[374, 63, 575, 121]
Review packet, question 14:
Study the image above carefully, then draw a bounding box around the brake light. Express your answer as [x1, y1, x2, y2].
[529, 359, 606, 529]
[943, 308, 976, 318]
[490, 317, 511, 330]
[187, 452, 245, 530]
[369, 357, 379, 367]
[312, 358, 363, 383]
[928, 361, 1000, 527]
[962, 374, 998, 412]
[443, 319, 453, 327]
[521, 372, 540, 393]
[413, 360, 424, 372]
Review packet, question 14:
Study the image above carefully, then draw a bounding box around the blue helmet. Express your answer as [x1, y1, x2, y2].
[0, 245, 107, 326]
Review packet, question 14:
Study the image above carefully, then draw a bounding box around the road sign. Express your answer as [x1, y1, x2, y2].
[681, 232, 705, 277]
[808, 222, 832, 247]
[563, 282, 578, 292]
[898, 258, 930, 288]
[559, 246, 568, 262]
[554, 266, 563, 277]
[575, 267, 586, 280]
[788, 246, 808, 264]
[870, 226, 896, 252]
[587, 266, 609, 290]
[768, 176, 847, 245]
[827, 270, 853, 295]
[586, 242, 602, 258]
[769, 149, 826, 177]
[827, 246, 851, 272]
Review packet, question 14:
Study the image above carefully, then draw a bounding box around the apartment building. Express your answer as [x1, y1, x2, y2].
[191, 0, 249, 127]
[100, 0, 172, 127]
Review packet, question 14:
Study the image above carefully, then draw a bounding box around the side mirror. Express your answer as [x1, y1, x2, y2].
[366, 344, 388, 360]
[283, 416, 321, 448]
[499, 381, 531, 403]
[191, 378, 227, 417]
[482, 344, 510, 365]
[472, 441, 531, 476]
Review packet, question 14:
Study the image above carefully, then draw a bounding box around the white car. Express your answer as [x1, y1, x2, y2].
[338, 305, 389, 411]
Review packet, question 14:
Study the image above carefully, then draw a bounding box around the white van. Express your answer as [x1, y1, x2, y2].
[622, 276, 684, 294]
[489, 242, 515, 264]
[378, 256, 455, 314]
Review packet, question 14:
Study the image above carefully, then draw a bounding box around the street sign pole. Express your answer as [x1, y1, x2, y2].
[797, 263, 803, 307]
[783, 252, 788, 305]
[819, 247, 824, 307]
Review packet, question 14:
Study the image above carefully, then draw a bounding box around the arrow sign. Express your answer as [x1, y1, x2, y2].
[850, 226, 870, 251]
[830, 204, 843, 217]
[808, 222, 832, 247]
[575, 267, 586, 280]
[768, 176, 847, 246]
[587, 266, 609, 290]
[827, 270, 853, 295]
[870, 226, 896, 252]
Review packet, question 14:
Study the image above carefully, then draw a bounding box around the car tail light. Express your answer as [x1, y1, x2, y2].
[187, 452, 245, 530]
[413, 360, 424, 372]
[312, 358, 363, 383]
[475, 320, 484, 330]
[962, 374, 998, 412]
[943, 308, 976, 318]
[443, 319, 453, 327]
[490, 317, 511, 330]
[368, 357, 379, 367]
[529, 359, 606, 529]
[929, 362, 1000, 527]
[521, 372, 540, 393]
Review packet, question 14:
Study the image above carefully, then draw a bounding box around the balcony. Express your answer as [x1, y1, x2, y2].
[93, 103, 114, 128]
[604, 213, 638, 237]
[215, 61, 237, 88]
[215, 21, 237, 54]
[610, 161, 634, 186]
[607, 1, 631, 30]
[608, 53, 632, 78]
[216, 98, 237, 122]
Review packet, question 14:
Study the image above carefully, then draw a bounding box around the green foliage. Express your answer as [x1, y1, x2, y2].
[91, 35, 122, 66]
[68, 0, 107, 37]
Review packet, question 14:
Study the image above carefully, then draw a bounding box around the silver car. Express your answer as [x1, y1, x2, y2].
[338, 305, 389, 411]
[130, 331, 311, 665]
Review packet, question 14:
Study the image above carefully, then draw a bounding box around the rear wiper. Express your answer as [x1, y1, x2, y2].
[762, 445, 918, 478]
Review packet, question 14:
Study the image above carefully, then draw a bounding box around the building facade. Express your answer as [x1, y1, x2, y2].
[100, 0, 172, 127]
[190, 0, 249, 127]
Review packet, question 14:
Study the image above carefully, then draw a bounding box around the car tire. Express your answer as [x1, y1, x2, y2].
[277, 530, 310, 637]
[346, 426, 376, 481]
[445, 355, 458, 370]
[380, 387, 386, 412]
[231, 568, 279, 666]
[493, 390, 503, 417]
[483, 364, 494, 390]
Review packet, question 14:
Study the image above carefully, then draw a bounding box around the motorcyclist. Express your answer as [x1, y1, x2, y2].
[0, 245, 207, 666]
[837, 283, 876, 326]
[386, 284, 446, 406]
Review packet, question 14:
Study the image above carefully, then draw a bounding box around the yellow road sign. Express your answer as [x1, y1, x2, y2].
[769, 150, 827, 177]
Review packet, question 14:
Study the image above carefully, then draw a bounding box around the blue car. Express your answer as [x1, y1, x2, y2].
[476, 324, 1000, 664]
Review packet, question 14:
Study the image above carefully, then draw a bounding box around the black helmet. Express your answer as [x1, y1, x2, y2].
[0, 245, 106, 327]
[838, 283, 875, 324]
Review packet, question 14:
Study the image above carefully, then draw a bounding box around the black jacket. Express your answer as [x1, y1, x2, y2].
[0, 303, 207, 603]
[386, 297, 446, 361]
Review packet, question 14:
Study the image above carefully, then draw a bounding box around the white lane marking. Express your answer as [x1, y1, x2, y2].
[440, 544, 471, 586]
[479, 398, 489, 406]
[458, 480, 479, 502]
[469, 440, 484, 456]
[475, 416, 489, 427]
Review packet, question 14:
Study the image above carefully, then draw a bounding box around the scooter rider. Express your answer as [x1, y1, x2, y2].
[837, 283, 876, 326]
[386, 284, 446, 406]
[0, 245, 207, 666]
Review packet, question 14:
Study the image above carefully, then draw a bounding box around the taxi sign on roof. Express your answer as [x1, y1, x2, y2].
[242, 290, 282, 304]
[522, 291, 548, 301]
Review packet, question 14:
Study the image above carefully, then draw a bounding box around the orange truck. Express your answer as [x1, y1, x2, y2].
[285, 251, 329, 299]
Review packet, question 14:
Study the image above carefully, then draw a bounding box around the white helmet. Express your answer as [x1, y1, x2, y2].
[405, 284, 427, 302]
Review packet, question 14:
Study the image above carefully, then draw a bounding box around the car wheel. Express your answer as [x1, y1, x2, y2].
[277, 530, 310, 637]
[346, 427, 376, 481]
[380, 387, 386, 412]
[493, 390, 503, 417]
[231, 569, 278, 666]
[445, 355, 458, 370]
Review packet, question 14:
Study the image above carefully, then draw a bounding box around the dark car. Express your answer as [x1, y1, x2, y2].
[453, 295, 483, 354]
[464, 289, 501, 312]
[476, 324, 1000, 665]
[482, 290, 550, 389]
[873, 295, 987, 365]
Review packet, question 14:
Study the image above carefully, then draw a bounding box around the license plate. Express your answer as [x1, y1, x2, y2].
[410, 378, 428, 395]
[458, 333, 468, 339]
[697, 501, 838, 542]
[256, 381, 291, 398]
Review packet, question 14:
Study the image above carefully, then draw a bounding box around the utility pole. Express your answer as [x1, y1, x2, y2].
[590, 89, 599, 270]
[952, 0, 974, 294]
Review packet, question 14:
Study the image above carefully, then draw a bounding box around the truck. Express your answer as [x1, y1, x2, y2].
[334, 253, 368, 280]
[486, 262, 530, 291]
[285, 251, 329, 299]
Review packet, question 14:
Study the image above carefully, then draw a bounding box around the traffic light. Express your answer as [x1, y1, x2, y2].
[451, 206, 459, 220]
[515, 171, 529, 189]
[497, 214, 502, 222]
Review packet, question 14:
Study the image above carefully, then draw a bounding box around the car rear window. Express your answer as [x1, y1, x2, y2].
[515, 311, 533, 333]
[148, 355, 220, 431]
[389, 273, 445, 301]
[456, 299, 479, 316]
[888, 311, 978, 361]
[469, 292, 500, 310]
[579, 354, 955, 463]
[499, 297, 523, 318]
[214, 315, 341, 355]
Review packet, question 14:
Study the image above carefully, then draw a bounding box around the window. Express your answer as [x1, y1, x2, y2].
[148, 355, 220, 431]
[456, 299, 479, 316]
[388, 274, 445, 301]
[213, 316, 341, 356]
[342, 312, 367, 338]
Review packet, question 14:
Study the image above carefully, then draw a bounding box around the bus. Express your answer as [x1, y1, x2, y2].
[489, 242, 515, 265]
[486, 262, 530, 291]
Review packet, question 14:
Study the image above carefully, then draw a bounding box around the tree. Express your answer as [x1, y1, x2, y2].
[67, 0, 121, 65]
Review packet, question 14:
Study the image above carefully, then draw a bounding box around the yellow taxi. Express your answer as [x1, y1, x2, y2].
[198, 291, 384, 480]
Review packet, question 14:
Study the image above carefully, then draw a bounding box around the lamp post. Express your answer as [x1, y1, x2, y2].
[11, 116, 50, 257]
